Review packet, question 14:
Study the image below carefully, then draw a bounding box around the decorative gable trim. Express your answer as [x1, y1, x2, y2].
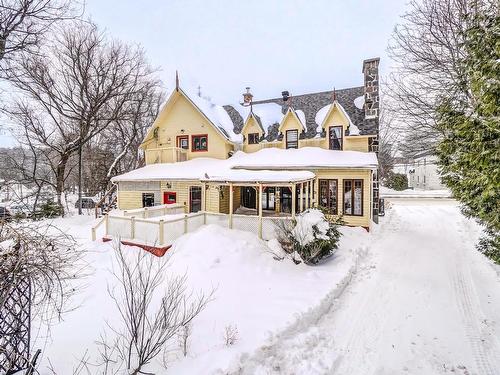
[319, 101, 360, 136]
[241, 112, 265, 135]
[277, 107, 307, 134]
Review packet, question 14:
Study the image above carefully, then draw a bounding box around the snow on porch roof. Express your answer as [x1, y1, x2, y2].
[230, 147, 379, 170]
[111, 157, 314, 184]
[200, 169, 315, 184]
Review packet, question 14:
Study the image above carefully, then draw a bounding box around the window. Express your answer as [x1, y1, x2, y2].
[142, 193, 155, 207]
[248, 133, 260, 144]
[192, 134, 208, 152]
[286, 129, 298, 149]
[177, 135, 189, 149]
[329, 126, 343, 150]
[189, 186, 202, 212]
[343, 179, 363, 216]
[319, 179, 338, 214]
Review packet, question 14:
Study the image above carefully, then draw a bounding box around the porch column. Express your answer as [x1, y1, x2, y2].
[305, 181, 309, 209]
[299, 183, 304, 212]
[202, 182, 207, 211]
[258, 183, 263, 239]
[291, 183, 296, 220]
[229, 183, 234, 229]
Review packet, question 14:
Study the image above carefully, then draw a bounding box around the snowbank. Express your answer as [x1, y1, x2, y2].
[380, 186, 452, 198]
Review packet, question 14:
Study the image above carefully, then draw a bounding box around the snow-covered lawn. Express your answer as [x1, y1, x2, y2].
[33, 213, 369, 374]
[31, 200, 500, 374]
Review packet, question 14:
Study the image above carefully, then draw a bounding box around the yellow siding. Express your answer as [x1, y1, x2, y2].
[142, 91, 234, 163]
[344, 137, 370, 152]
[313, 169, 372, 228]
[117, 191, 143, 210]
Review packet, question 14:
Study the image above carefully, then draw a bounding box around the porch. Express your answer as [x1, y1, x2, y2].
[93, 171, 316, 255]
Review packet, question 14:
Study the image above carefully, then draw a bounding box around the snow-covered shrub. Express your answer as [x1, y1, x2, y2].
[276, 208, 342, 265]
[385, 172, 408, 191]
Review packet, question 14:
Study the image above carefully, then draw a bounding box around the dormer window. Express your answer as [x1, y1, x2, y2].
[248, 133, 260, 145]
[286, 129, 298, 149]
[329, 126, 343, 150]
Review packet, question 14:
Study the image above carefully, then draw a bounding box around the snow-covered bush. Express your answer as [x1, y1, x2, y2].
[276, 208, 342, 265]
[385, 172, 408, 191]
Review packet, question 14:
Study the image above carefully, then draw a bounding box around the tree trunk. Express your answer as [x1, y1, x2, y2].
[78, 144, 83, 215]
[56, 153, 70, 216]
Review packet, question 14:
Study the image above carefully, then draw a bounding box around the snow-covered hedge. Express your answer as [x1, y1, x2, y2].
[276, 208, 342, 265]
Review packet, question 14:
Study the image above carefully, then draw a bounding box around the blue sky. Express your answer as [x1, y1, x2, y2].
[0, 0, 407, 147]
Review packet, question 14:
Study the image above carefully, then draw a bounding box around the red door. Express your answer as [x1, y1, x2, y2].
[163, 191, 176, 204]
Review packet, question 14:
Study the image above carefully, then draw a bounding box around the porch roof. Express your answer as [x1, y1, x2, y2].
[200, 169, 315, 184]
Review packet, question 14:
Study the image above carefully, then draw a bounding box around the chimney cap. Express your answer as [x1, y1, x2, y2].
[242, 87, 253, 106]
[362, 57, 380, 72]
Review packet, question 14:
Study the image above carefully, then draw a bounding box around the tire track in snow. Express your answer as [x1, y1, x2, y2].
[451, 218, 500, 375]
[329, 206, 404, 375]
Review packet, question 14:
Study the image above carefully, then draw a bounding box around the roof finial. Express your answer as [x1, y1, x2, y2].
[333, 87, 337, 101]
[175, 70, 179, 91]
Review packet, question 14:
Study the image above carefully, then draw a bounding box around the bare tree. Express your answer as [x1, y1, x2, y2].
[0, 220, 81, 322]
[385, 0, 498, 154]
[100, 244, 213, 375]
[5, 20, 158, 214]
[0, 0, 79, 63]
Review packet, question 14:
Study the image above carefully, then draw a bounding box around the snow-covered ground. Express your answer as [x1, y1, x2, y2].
[32, 212, 369, 374]
[380, 186, 451, 198]
[224, 200, 500, 374]
[29, 200, 500, 374]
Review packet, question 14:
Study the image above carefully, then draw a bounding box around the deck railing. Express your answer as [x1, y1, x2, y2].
[91, 210, 291, 248]
[122, 203, 186, 218]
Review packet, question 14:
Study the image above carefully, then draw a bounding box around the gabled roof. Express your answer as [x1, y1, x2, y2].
[241, 111, 265, 135]
[141, 88, 242, 148]
[315, 101, 360, 135]
[278, 107, 307, 133]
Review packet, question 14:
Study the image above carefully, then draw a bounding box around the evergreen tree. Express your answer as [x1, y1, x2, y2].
[436, 8, 500, 263]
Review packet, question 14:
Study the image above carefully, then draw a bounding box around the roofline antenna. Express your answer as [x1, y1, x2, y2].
[332, 87, 337, 101]
[175, 70, 179, 91]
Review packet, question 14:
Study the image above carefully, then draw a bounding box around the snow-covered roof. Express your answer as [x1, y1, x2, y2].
[181, 88, 242, 143]
[354, 95, 365, 110]
[112, 156, 314, 184]
[201, 169, 314, 184]
[111, 158, 232, 182]
[112, 147, 377, 183]
[231, 147, 378, 170]
[233, 102, 284, 134]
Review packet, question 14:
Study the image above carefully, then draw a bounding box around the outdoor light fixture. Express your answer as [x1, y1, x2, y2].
[165, 182, 172, 189]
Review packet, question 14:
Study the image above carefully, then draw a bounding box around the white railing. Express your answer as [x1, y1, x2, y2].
[92, 210, 292, 248]
[123, 203, 185, 218]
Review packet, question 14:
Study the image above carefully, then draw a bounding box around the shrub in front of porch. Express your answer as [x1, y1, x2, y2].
[276, 208, 342, 265]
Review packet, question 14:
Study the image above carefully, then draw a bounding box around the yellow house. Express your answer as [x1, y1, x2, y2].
[112, 58, 380, 230]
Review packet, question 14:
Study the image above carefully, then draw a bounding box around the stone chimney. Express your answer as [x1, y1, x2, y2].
[362, 58, 380, 119]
